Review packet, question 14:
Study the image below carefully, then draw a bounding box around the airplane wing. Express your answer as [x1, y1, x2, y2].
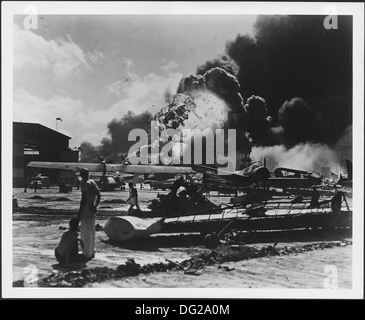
[274, 167, 310, 175]
[192, 164, 270, 186]
[27, 161, 196, 175]
[191, 164, 250, 185]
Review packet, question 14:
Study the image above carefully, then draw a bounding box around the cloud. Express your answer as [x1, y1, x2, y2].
[106, 80, 124, 97]
[106, 71, 183, 114]
[123, 58, 135, 70]
[13, 89, 110, 145]
[14, 89, 82, 124]
[13, 70, 185, 147]
[160, 59, 178, 73]
[86, 49, 104, 64]
[13, 24, 103, 79]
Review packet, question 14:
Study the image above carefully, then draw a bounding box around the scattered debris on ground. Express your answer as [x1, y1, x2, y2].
[101, 199, 126, 204]
[217, 265, 235, 272]
[50, 197, 71, 202]
[13, 240, 352, 287]
[29, 195, 44, 200]
[57, 224, 104, 231]
[28, 196, 71, 201]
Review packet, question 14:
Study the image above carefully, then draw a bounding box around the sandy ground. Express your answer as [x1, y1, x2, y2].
[11, 186, 352, 290]
[90, 245, 352, 289]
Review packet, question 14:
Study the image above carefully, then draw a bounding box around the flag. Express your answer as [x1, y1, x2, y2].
[56, 117, 62, 122]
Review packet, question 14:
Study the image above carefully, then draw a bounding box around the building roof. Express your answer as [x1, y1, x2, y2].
[13, 122, 71, 139]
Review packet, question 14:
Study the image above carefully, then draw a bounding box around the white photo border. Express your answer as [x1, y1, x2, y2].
[2, 1, 364, 299]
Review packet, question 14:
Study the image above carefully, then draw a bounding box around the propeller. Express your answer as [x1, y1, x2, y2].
[119, 153, 131, 165]
[97, 154, 115, 177]
[97, 154, 115, 164]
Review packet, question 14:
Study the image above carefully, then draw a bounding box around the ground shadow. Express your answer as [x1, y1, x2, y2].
[101, 238, 162, 251]
[102, 228, 351, 250]
[51, 262, 87, 272]
[102, 233, 205, 251]
[233, 228, 352, 244]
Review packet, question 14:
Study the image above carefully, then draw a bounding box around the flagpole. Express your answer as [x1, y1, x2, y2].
[56, 118, 62, 131]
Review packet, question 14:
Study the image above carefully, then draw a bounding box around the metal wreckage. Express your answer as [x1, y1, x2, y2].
[26, 69, 353, 248]
[101, 87, 353, 247]
[102, 159, 352, 249]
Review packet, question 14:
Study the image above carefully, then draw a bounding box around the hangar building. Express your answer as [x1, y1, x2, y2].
[13, 122, 79, 187]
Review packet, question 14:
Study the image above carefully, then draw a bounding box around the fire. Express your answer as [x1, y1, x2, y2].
[184, 90, 228, 131]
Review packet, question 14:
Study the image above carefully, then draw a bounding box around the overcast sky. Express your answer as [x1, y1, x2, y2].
[13, 14, 257, 147]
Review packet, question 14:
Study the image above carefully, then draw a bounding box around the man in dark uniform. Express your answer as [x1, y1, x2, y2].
[24, 177, 29, 193]
[331, 186, 343, 214]
[310, 186, 320, 208]
[127, 182, 142, 214]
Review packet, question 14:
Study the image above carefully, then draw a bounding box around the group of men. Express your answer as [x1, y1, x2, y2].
[55, 168, 141, 265]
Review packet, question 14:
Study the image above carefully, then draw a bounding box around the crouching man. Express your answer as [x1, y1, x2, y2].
[55, 217, 85, 265]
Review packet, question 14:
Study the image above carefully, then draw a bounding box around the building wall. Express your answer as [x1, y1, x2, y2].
[13, 142, 24, 187]
[13, 122, 79, 187]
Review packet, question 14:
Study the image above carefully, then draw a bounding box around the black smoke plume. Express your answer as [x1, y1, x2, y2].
[244, 95, 274, 146]
[79, 141, 100, 163]
[196, 54, 239, 76]
[224, 15, 352, 147]
[178, 67, 245, 116]
[278, 97, 314, 148]
[80, 110, 152, 162]
[106, 111, 152, 153]
[80, 15, 352, 171]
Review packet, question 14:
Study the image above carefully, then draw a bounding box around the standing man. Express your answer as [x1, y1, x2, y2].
[310, 186, 320, 208]
[76, 176, 81, 190]
[127, 182, 142, 214]
[34, 176, 38, 193]
[23, 177, 29, 193]
[77, 168, 101, 260]
[331, 185, 343, 215]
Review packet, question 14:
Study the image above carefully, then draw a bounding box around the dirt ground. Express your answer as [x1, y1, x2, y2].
[11, 186, 353, 291]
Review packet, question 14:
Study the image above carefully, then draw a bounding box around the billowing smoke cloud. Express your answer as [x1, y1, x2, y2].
[277, 97, 314, 148]
[80, 110, 152, 162]
[224, 15, 352, 147]
[178, 67, 244, 115]
[152, 90, 230, 165]
[79, 141, 100, 163]
[196, 54, 239, 76]
[244, 95, 274, 146]
[193, 15, 352, 173]
[334, 125, 352, 162]
[313, 95, 352, 145]
[177, 67, 250, 157]
[106, 111, 152, 154]
[79, 15, 352, 173]
[251, 143, 340, 174]
[178, 67, 275, 171]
